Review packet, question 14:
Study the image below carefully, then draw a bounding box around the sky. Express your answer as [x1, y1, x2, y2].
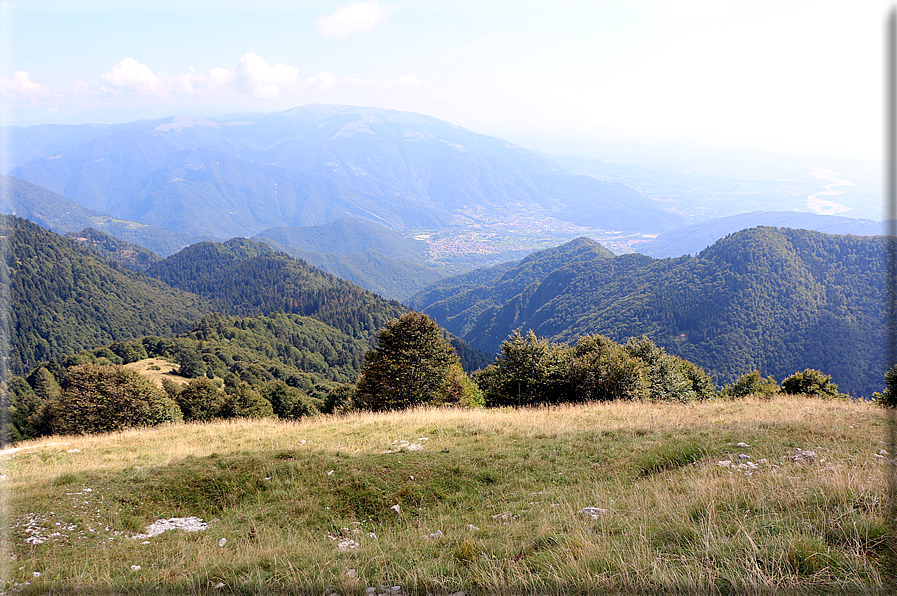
[0, 0, 891, 160]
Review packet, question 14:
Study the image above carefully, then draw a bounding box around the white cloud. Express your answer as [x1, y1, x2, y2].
[100, 57, 160, 95]
[235, 52, 300, 98]
[0, 71, 51, 98]
[317, 1, 390, 40]
[307, 71, 337, 89]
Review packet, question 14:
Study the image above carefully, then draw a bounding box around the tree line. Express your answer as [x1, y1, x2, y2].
[2, 312, 863, 444]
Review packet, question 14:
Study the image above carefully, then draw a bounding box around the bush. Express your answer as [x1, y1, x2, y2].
[483, 330, 573, 407]
[324, 384, 359, 414]
[572, 334, 648, 401]
[434, 363, 485, 408]
[175, 347, 207, 379]
[720, 370, 780, 398]
[781, 369, 840, 397]
[219, 383, 275, 419]
[175, 377, 226, 422]
[624, 336, 715, 402]
[46, 364, 182, 435]
[258, 380, 319, 419]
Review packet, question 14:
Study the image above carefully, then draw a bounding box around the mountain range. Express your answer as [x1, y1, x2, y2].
[5, 105, 685, 239]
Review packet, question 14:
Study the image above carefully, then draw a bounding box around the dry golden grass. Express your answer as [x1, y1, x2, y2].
[123, 358, 186, 389]
[1, 397, 893, 595]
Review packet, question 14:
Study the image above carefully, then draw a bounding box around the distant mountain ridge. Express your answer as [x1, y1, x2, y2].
[1, 175, 194, 256]
[410, 228, 886, 397]
[6, 105, 685, 238]
[638, 210, 884, 257]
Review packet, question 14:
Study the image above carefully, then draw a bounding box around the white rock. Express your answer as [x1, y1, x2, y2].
[716, 460, 732, 468]
[337, 539, 359, 552]
[390, 504, 401, 514]
[738, 453, 750, 460]
[366, 588, 377, 595]
[218, 538, 226, 547]
[347, 569, 358, 578]
[214, 582, 226, 589]
[130, 566, 140, 572]
[579, 507, 609, 520]
[327, 470, 334, 476]
[67, 449, 81, 453]
[735, 442, 750, 448]
[131, 517, 208, 540]
[32, 572, 41, 578]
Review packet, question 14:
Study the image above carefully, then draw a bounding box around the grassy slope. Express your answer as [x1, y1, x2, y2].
[3, 398, 892, 594]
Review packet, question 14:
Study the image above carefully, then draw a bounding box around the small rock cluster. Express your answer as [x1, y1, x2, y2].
[714, 443, 827, 475]
[385, 438, 429, 453]
[131, 517, 208, 540]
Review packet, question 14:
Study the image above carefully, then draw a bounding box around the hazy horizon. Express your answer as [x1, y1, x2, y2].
[0, 1, 889, 161]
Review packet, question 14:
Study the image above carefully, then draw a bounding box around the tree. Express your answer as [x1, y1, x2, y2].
[46, 364, 182, 435]
[355, 313, 460, 411]
[874, 364, 897, 407]
[782, 369, 841, 398]
[483, 330, 572, 407]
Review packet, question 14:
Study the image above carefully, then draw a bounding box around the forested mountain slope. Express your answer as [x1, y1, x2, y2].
[145, 238, 490, 371]
[411, 228, 886, 396]
[1, 175, 194, 256]
[409, 237, 615, 336]
[1, 216, 209, 375]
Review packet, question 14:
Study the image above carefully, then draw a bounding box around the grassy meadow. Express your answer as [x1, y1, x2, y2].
[1, 397, 894, 594]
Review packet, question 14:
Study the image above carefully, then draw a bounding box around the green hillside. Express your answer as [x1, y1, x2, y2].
[146, 239, 489, 372]
[411, 228, 886, 397]
[2, 215, 209, 376]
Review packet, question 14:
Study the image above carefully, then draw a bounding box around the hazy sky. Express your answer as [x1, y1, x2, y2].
[0, 1, 889, 159]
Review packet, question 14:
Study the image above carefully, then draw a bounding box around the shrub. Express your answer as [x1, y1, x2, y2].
[484, 330, 573, 407]
[624, 336, 715, 402]
[720, 370, 780, 398]
[258, 380, 319, 419]
[175, 377, 226, 422]
[434, 363, 485, 408]
[46, 364, 182, 435]
[324, 384, 359, 414]
[781, 369, 840, 397]
[572, 334, 648, 401]
[219, 383, 275, 419]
